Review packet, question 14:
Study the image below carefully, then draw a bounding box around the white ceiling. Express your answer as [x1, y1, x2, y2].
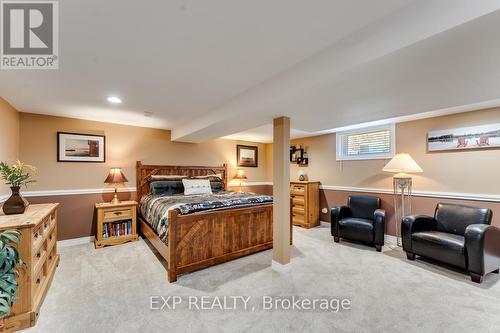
[1, 0, 500, 143]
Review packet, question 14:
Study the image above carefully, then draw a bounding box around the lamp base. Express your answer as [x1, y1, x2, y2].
[110, 188, 120, 205]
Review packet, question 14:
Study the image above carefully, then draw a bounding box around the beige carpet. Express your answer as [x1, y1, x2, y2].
[25, 225, 500, 332]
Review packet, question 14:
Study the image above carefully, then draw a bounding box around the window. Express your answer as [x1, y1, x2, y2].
[336, 124, 395, 160]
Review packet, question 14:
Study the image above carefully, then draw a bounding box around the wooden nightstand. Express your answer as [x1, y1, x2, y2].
[94, 201, 138, 249]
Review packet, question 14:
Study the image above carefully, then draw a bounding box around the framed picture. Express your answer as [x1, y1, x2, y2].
[57, 132, 106, 162]
[237, 145, 258, 167]
[427, 123, 500, 152]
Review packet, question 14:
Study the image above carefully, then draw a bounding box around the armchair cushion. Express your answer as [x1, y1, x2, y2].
[338, 218, 374, 243]
[412, 231, 466, 269]
[348, 196, 381, 220]
[435, 203, 492, 236]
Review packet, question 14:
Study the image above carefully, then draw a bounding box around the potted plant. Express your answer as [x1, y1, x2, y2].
[0, 230, 23, 318]
[0, 161, 36, 215]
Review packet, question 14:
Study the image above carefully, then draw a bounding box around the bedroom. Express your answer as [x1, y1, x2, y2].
[1, 1, 500, 332]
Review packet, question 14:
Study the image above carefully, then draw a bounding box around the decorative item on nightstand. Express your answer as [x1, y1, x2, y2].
[94, 201, 138, 249]
[104, 167, 128, 204]
[233, 169, 247, 192]
[382, 153, 423, 246]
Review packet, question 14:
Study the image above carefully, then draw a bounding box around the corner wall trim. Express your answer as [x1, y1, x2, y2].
[57, 236, 95, 248]
[22, 187, 137, 197]
[319, 185, 500, 203]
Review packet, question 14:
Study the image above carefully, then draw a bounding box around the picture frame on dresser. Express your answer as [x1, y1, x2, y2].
[57, 132, 106, 163]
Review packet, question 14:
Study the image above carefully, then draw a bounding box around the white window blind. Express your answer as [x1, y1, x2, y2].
[336, 125, 395, 160]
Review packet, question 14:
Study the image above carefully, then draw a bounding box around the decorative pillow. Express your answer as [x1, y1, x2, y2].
[210, 180, 224, 192]
[182, 179, 213, 195]
[150, 180, 184, 195]
[149, 175, 187, 181]
[194, 173, 223, 182]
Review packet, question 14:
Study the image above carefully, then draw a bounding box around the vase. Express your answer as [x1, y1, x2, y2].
[2, 186, 28, 215]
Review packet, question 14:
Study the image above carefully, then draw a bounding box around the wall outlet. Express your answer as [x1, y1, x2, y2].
[321, 208, 328, 214]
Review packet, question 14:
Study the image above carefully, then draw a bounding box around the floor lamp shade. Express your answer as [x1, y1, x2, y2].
[383, 154, 423, 246]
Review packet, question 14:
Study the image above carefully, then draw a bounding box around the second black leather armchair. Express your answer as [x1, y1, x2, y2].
[402, 203, 500, 283]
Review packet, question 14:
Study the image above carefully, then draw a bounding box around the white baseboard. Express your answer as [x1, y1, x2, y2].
[271, 260, 291, 273]
[57, 236, 94, 248]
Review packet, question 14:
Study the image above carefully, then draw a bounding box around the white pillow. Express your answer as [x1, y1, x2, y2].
[182, 179, 213, 195]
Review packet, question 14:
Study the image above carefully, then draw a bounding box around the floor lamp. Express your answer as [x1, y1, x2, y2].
[382, 154, 423, 246]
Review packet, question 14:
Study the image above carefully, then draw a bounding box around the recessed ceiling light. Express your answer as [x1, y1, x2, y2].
[106, 96, 122, 104]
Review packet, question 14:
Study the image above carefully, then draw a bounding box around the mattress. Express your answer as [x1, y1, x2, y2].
[139, 191, 273, 244]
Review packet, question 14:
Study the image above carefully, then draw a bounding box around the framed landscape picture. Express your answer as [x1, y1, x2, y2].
[57, 132, 106, 162]
[237, 145, 258, 167]
[427, 124, 500, 152]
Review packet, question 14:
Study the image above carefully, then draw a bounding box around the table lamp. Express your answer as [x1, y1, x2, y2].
[233, 169, 247, 192]
[383, 153, 422, 246]
[104, 167, 128, 204]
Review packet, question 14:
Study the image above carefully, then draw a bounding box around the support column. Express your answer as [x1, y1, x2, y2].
[272, 116, 290, 268]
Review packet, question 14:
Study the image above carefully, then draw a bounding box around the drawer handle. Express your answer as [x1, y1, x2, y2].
[49, 235, 53, 241]
[36, 278, 41, 284]
[44, 224, 48, 229]
[34, 233, 39, 239]
[36, 252, 41, 258]
[113, 211, 122, 215]
[49, 255, 53, 260]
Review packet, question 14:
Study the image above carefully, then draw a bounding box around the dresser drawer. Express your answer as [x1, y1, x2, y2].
[32, 266, 46, 300]
[103, 208, 132, 221]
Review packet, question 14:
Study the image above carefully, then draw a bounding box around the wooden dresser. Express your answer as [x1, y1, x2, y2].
[290, 181, 320, 228]
[0, 203, 59, 332]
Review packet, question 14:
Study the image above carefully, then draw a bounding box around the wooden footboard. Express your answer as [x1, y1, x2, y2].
[140, 204, 274, 282]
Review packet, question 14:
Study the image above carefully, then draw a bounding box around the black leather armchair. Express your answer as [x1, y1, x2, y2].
[331, 196, 385, 251]
[402, 203, 500, 283]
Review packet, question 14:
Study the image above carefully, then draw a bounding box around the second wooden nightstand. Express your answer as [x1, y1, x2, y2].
[290, 181, 320, 228]
[95, 201, 138, 249]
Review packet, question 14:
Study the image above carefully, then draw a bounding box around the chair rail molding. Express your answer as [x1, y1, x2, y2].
[320, 185, 500, 203]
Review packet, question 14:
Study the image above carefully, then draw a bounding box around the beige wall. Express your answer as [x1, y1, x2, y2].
[290, 107, 500, 195]
[0, 98, 20, 196]
[19, 113, 269, 191]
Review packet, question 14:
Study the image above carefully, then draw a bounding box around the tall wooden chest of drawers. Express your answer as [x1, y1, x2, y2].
[0, 203, 59, 332]
[290, 181, 320, 228]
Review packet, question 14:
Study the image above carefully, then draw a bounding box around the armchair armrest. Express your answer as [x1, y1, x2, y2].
[331, 206, 351, 237]
[465, 224, 500, 276]
[373, 209, 386, 245]
[401, 215, 436, 253]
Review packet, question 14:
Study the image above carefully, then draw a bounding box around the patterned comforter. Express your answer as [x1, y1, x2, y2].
[140, 191, 273, 244]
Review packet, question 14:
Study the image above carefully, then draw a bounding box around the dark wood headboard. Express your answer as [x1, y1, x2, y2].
[136, 161, 228, 202]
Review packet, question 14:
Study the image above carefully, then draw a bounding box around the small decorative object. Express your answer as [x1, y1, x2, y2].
[382, 153, 423, 246]
[0, 229, 23, 318]
[237, 145, 258, 167]
[58, 132, 105, 162]
[104, 167, 128, 204]
[232, 169, 247, 192]
[427, 123, 500, 152]
[0, 161, 36, 215]
[297, 169, 306, 181]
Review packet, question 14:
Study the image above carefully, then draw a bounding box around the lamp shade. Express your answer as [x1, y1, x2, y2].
[233, 169, 247, 180]
[382, 154, 423, 174]
[104, 167, 128, 184]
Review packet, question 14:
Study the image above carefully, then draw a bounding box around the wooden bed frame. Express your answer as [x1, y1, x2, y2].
[136, 161, 274, 282]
